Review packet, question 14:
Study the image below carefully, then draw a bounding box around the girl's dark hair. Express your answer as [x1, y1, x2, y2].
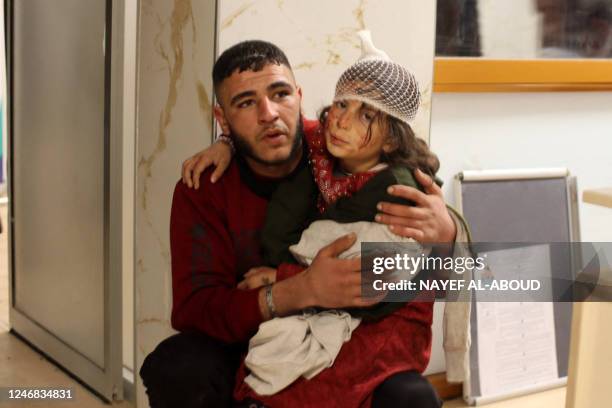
[318, 106, 440, 177]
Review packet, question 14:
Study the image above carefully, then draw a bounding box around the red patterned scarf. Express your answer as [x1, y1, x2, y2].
[306, 124, 383, 213]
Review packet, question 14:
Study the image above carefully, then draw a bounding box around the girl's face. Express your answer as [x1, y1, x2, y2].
[325, 99, 392, 173]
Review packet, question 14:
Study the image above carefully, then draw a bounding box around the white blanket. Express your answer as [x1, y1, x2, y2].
[245, 310, 361, 395]
[289, 220, 419, 265]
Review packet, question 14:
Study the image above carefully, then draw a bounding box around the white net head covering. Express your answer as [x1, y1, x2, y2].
[334, 30, 420, 124]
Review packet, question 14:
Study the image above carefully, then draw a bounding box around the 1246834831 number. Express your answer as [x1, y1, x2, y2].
[2, 388, 73, 401]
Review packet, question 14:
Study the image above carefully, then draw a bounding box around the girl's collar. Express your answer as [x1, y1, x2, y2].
[337, 162, 389, 177]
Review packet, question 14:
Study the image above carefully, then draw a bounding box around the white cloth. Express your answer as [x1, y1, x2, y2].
[290, 220, 422, 265]
[443, 207, 472, 383]
[245, 310, 361, 395]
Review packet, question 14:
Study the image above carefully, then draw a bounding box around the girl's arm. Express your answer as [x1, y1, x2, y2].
[237, 266, 277, 290]
[181, 138, 234, 189]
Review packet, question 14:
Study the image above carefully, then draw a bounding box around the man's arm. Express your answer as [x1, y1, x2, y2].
[171, 182, 373, 341]
[375, 169, 457, 244]
[181, 140, 233, 188]
[170, 181, 263, 343]
[269, 233, 380, 318]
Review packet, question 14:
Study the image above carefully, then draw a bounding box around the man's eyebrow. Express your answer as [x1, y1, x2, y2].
[229, 81, 294, 106]
[229, 90, 256, 106]
[268, 81, 293, 91]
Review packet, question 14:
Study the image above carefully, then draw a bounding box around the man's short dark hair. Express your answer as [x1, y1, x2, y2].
[212, 40, 292, 93]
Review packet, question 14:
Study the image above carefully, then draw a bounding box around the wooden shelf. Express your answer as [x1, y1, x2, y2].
[433, 59, 612, 93]
[582, 188, 612, 209]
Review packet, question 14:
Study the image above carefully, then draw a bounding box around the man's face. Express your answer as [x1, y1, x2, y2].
[214, 63, 303, 169]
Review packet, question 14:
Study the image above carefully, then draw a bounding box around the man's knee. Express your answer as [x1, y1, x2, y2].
[372, 371, 442, 408]
[140, 332, 241, 408]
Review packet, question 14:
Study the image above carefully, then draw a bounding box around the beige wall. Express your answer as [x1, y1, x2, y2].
[566, 301, 612, 407]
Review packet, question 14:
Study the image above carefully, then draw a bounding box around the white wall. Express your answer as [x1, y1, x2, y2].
[430, 91, 612, 242]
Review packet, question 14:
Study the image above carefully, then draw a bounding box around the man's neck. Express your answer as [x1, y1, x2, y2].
[246, 146, 304, 179]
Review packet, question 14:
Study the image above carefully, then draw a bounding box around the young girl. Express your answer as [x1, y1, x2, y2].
[188, 31, 443, 398]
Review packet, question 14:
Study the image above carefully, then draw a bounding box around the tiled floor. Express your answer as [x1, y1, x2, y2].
[0, 332, 133, 408]
[0, 204, 132, 407]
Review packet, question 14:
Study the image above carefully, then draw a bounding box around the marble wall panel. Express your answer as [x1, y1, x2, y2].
[218, 0, 436, 141]
[135, 1, 216, 406]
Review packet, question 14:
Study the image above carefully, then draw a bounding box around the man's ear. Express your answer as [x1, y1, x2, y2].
[296, 85, 304, 116]
[213, 105, 231, 135]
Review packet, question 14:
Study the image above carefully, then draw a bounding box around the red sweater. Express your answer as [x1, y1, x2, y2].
[170, 127, 316, 343]
[170, 163, 264, 342]
[170, 119, 434, 406]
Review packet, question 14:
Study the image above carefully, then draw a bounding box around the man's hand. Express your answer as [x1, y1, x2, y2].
[260, 234, 384, 320]
[301, 234, 382, 309]
[375, 169, 456, 243]
[181, 140, 233, 189]
[237, 266, 277, 290]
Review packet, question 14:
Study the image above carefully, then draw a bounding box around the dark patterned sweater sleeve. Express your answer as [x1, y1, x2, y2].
[170, 180, 263, 343]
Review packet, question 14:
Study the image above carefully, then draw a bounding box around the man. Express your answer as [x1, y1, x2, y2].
[140, 40, 462, 407]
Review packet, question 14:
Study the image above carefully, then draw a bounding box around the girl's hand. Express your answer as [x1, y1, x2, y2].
[181, 139, 233, 189]
[375, 169, 456, 243]
[237, 267, 277, 290]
